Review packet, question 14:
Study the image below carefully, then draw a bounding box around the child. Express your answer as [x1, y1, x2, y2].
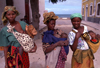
[18, 24, 37, 56]
[68, 13, 94, 68]
[87, 30, 100, 53]
[88, 30, 97, 42]
[61, 33, 68, 38]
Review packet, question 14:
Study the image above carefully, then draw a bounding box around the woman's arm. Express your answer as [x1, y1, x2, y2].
[44, 41, 66, 54]
[44, 42, 58, 54]
[4, 46, 9, 68]
[28, 42, 37, 53]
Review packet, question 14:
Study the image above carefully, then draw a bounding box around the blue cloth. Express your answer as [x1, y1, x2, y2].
[42, 30, 69, 55]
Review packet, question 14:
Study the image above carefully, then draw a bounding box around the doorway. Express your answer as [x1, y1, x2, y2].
[85, 6, 88, 21]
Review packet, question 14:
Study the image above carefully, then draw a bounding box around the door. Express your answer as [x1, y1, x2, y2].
[85, 7, 88, 21]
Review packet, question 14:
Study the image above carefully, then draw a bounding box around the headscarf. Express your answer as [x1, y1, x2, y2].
[70, 13, 82, 20]
[1, 6, 19, 25]
[43, 12, 58, 24]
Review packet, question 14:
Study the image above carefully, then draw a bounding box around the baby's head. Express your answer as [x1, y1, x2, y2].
[61, 33, 68, 38]
[88, 30, 96, 39]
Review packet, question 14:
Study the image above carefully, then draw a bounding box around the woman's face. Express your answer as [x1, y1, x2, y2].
[6, 11, 16, 22]
[71, 17, 81, 29]
[47, 20, 56, 30]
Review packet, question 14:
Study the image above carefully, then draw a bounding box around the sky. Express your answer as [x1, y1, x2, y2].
[45, 0, 82, 14]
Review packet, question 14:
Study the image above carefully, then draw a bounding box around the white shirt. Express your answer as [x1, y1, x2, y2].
[68, 25, 89, 50]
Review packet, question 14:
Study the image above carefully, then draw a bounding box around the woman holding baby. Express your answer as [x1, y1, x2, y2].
[0, 6, 37, 68]
[42, 12, 69, 68]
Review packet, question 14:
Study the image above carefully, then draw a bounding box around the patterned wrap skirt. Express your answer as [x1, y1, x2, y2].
[7, 46, 29, 68]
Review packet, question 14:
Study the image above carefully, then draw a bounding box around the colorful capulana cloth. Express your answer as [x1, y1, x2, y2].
[43, 12, 58, 24]
[2, 6, 19, 25]
[42, 29, 68, 68]
[7, 45, 29, 68]
[70, 13, 82, 20]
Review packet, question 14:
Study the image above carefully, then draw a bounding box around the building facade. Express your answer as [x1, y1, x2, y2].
[82, 0, 100, 23]
[0, 0, 45, 29]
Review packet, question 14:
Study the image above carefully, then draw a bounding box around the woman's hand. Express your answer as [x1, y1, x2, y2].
[64, 40, 69, 46]
[57, 41, 67, 46]
[28, 43, 37, 53]
[75, 32, 82, 39]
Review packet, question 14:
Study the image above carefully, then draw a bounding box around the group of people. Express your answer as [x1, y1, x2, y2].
[0, 6, 100, 68]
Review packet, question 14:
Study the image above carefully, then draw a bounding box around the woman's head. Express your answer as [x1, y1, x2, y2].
[47, 19, 56, 30]
[2, 6, 19, 25]
[43, 12, 58, 30]
[70, 13, 82, 29]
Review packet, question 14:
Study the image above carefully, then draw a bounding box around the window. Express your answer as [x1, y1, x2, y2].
[90, 3, 93, 16]
[90, 6, 92, 15]
[97, 3, 100, 15]
[82, 6, 84, 15]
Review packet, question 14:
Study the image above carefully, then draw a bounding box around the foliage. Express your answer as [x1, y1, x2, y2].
[49, 0, 66, 3]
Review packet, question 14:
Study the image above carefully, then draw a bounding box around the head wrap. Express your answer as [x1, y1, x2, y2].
[70, 13, 82, 20]
[43, 12, 58, 24]
[1, 6, 19, 25]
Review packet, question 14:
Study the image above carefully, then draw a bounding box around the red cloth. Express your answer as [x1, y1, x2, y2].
[7, 46, 29, 68]
[91, 39, 97, 42]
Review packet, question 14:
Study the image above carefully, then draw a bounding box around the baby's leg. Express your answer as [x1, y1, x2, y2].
[19, 46, 23, 56]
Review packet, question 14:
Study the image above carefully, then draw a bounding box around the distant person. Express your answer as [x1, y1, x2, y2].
[42, 12, 69, 68]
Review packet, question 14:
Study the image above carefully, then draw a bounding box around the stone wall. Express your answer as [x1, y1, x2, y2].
[14, 0, 25, 21]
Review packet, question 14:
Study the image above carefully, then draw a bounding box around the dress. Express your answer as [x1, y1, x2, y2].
[68, 25, 94, 68]
[0, 21, 29, 68]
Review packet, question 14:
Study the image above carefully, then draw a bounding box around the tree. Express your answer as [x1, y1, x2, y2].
[6, 0, 13, 6]
[49, 0, 66, 3]
[30, 0, 40, 31]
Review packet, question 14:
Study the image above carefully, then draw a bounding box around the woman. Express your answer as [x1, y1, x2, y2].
[68, 13, 95, 68]
[0, 6, 37, 68]
[42, 12, 69, 68]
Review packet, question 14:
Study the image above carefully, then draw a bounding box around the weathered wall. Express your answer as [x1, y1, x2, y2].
[0, 0, 6, 26]
[14, 0, 25, 21]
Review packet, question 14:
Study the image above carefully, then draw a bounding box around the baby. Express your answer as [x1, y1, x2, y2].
[61, 33, 68, 38]
[88, 30, 97, 42]
[61, 33, 69, 54]
[19, 25, 37, 56]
